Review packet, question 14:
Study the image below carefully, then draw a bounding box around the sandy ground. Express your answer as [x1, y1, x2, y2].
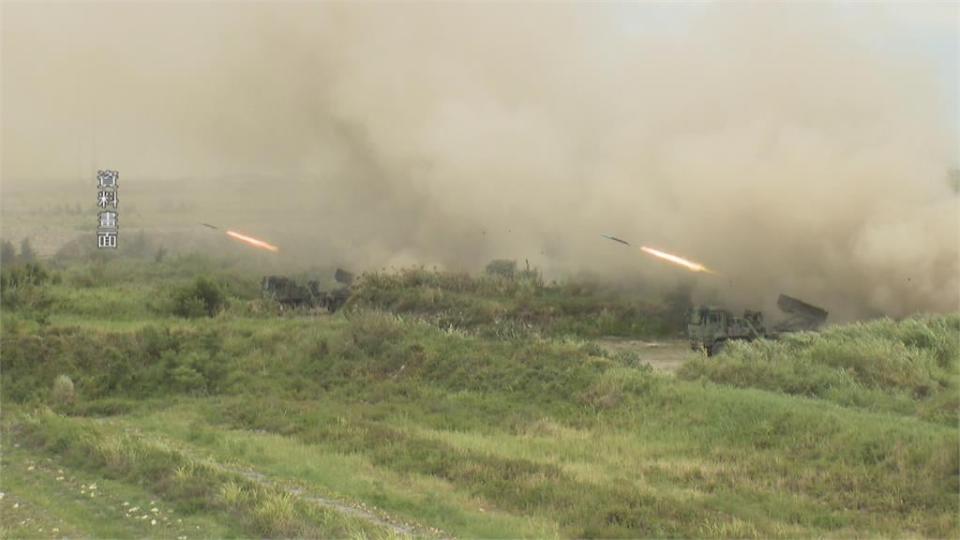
[593, 338, 699, 374]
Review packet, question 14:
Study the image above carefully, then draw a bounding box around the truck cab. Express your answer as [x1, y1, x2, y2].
[687, 306, 765, 356]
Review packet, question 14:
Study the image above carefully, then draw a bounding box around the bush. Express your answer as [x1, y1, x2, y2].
[172, 277, 227, 318]
[1, 262, 51, 288]
[1, 262, 55, 314]
[51, 374, 76, 407]
[170, 365, 207, 394]
[485, 259, 517, 278]
[175, 295, 209, 318]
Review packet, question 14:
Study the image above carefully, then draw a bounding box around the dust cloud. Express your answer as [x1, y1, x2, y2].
[2, 2, 957, 320]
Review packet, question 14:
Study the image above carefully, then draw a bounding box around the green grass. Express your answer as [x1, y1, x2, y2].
[4, 408, 407, 539]
[678, 315, 960, 424]
[193, 384, 955, 537]
[4, 255, 683, 338]
[111, 403, 557, 538]
[0, 444, 242, 539]
[1, 255, 958, 538]
[350, 267, 681, 339]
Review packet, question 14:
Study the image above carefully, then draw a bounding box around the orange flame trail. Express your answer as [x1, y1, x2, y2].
[641, 246, 715, 274]
[226, 230, 280, 253]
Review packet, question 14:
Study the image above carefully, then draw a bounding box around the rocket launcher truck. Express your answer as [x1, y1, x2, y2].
[687, 294, 828, 356]
[261, 269, 354, 313]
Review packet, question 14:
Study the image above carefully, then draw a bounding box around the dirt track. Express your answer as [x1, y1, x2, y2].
[593, 338, 699, 374]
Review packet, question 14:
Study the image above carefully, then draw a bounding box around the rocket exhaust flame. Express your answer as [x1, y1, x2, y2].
[601, 233, 715, 274]
[641, 246, 715, 274]
[226, 230, 280, 253]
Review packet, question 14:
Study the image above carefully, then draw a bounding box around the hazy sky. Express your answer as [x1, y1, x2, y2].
[2, 1, 958, 318]
[2, 1, 956, 182]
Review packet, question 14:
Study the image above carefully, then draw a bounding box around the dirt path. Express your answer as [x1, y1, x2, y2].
[593, 338, 698, 374]
[100, 423, 448, 539]
[231, 467, 444, 538]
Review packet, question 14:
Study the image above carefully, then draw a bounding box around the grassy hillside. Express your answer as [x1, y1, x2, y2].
[348, 267, 683, 339]
[1, 254, 958, 538]
[679, 315, 960, 424]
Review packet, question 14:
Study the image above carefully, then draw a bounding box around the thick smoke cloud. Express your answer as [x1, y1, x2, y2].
[2, 2, 957, 319]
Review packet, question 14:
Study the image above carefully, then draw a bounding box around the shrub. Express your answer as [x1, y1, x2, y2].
[1, 262, 54, 313]
[51, 374, 76, 407]
[172, 277, 227, 318]
[2, 262, 51, 288]
[485, 259, 517, 278]
[174, 295, 208, 318]
[170, 365, 207, 394]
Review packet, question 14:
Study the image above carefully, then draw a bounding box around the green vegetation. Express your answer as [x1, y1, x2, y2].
[484, 259, 519, 278]
[679, 315, 960, 424]
[0, 444, 244, 539]
[5, 409, 395, 538]
[1, 253, 958, 538]
[1, 260, 59, 326]
[351, 266, 678, 339]
[171, 277, 229, 318]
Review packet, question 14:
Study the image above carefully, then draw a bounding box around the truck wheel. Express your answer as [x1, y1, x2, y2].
[710, 341, 725, 356]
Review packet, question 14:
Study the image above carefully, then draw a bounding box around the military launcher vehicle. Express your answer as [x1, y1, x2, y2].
[687, 294, 828, 355]
[261, 268, 353, 313]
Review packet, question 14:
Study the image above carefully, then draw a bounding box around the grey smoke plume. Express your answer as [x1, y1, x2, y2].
[2, 2, 957, 319]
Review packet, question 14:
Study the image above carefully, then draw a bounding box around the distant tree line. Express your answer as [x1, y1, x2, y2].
[1, 238, 37, 267]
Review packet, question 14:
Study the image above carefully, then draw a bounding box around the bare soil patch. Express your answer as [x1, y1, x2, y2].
[594, 338, 698, 374]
